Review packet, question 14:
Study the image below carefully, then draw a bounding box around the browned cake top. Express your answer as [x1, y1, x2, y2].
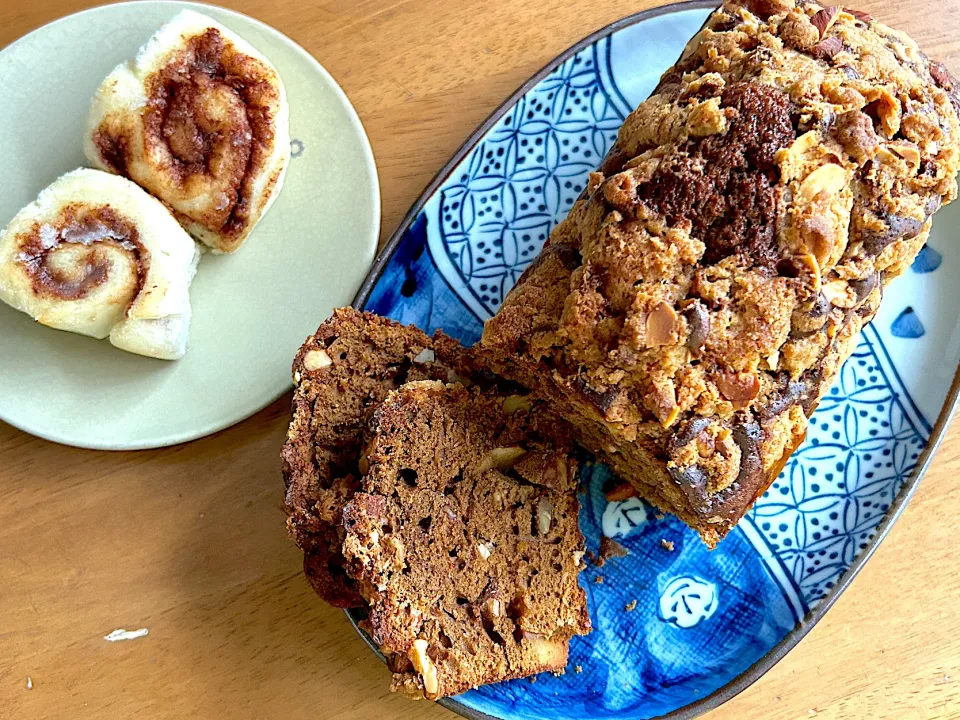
[484, 0, 960, 509]
[282, 308, 479, 608]
[341, 381, 590, 700]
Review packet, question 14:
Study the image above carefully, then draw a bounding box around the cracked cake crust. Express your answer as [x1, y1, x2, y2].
[481, 0, 960, 546]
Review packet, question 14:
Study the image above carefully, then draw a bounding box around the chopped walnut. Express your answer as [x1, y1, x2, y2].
[479, 447, 527, 472]
[810, 7, 838, 38]
[502, 395, 533, 414]
[409, 639, 439, 696]
[645, 302, 680, 347]
[302, 349, 332, 371]
[797, 164, 848, 204]
[537, 497, 554, 535]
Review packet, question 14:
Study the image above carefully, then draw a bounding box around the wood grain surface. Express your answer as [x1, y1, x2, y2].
[2, 1, 960, 718]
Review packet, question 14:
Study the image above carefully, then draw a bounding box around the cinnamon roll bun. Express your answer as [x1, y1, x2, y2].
[0, 169, 200, 360]
[84, 10, 290, 253]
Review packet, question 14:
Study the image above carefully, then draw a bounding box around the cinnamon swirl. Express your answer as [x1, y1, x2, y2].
[84, 10, 290, 253]
[0, 169, 200, 360]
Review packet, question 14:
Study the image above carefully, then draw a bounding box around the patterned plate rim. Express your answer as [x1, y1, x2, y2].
[348, 2, 960, 718]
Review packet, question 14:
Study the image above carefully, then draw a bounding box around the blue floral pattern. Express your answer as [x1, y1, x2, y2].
[890, 307, 926, 338]
[431, 38, 630, 320]
[357, 5, 951, 719]
[749, 325, 928, 606]
[658, 577, 718, 629]
[911, 244, 943, 274]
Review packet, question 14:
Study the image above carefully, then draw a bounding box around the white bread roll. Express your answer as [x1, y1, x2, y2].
[0, 168, 200, 360]
[84, 10, 290, 253]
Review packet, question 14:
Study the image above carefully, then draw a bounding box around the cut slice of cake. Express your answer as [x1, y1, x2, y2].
[341, 381, 591, 700]
[282, 308, 480, 608]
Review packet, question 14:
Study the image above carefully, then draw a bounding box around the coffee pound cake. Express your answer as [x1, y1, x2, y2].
[341, 381, 591, 700]
[282, 309, 481, 608]
[482, 0, 960, 546]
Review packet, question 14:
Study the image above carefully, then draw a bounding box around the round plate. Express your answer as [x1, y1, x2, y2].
[0, 1, 379, 450]
[350, 2, 960, 719]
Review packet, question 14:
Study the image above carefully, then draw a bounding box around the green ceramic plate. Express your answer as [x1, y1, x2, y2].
[0, 1, 379, 450]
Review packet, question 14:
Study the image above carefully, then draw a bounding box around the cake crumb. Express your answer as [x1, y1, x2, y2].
[661, 539, 675, 552]
[594, 575, 604, 584]
[25, 676, 32, 690]
[530, 676, 537, 683]
[604, 482, 638, 502]
[599, 536, 630, 564]
[655, 513, 665, 520]
[624, 599, 637, 612]
[575, 665, 583, 674]
[552, 669, 565, 677]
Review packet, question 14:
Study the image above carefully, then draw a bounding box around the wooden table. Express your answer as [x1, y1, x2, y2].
[2, 0, 960, 718]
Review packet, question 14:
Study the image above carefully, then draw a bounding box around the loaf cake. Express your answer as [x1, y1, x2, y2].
[481, 0, 960, 546]
[282, 308, 481, 608]
[340, 381, 591, 700]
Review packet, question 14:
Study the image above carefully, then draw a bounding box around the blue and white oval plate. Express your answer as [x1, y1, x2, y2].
[349, 2, 960, 718]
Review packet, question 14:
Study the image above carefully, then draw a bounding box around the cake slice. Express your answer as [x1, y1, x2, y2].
[282, 308, 480, 608]
[481, 0, 960, 546]
[341, 381, 591, 700]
